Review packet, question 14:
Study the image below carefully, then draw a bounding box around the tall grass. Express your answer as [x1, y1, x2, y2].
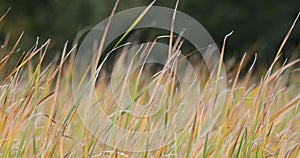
[0, 5, 300, 158]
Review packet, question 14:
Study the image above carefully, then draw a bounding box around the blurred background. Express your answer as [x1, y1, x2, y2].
[0, 0, 299, 66]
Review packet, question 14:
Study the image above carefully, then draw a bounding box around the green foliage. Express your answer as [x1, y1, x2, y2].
[1, 0, 299, 63]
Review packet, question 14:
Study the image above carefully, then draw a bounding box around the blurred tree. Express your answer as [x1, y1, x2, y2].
[0, 0, 299, 65]
[181, 0, 300, 64]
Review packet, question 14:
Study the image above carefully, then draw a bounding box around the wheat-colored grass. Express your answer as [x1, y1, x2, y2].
[0, 4, 300, 158]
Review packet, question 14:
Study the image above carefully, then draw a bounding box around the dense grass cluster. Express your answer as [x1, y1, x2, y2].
[0, 4, 300, 158]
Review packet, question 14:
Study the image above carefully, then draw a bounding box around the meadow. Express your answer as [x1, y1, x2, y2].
[0, 4, 300, 158]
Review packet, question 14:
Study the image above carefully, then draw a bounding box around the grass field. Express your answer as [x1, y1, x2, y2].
[0, 4, 300, 158]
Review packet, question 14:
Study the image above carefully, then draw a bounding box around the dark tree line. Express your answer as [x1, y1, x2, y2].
[0, 0, 299, 64]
